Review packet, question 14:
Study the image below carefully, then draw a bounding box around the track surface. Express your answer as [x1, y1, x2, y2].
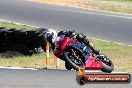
[0, 0, 132, 45]
[0, 69, 131, 88]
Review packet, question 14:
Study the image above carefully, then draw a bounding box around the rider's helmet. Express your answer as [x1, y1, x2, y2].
[45, 29, 57, 44]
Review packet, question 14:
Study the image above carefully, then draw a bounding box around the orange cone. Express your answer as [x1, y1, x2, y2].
[46, 42, 49, 65]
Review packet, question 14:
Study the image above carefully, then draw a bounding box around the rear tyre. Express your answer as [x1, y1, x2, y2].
[101, 58, 114, 73]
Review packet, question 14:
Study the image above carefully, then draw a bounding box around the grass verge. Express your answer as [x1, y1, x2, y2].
[32, 0, 132, 15]
[0, 21, 34, 30]
[0, 20, 132, 72]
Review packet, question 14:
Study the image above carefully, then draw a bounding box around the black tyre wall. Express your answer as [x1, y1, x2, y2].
[0, 27, 47, 55]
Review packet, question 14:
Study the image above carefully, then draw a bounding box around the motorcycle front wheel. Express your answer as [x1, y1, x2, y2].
[64, 47, 85, 71]
[65, 62, 72, 70]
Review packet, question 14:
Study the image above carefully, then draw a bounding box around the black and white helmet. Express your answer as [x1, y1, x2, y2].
[45, 29, 57, 44]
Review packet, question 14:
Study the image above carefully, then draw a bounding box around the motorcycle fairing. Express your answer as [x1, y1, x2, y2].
[69, 42, 92, 61]
[61, 37, 76, 50]
[85, 56, 103, 70]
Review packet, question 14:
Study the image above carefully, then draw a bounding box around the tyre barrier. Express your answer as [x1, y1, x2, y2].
[0, 27, 48, 57]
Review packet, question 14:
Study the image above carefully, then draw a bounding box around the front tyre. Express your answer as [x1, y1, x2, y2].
[64, 47, 85, 71]
[65, 62, 72, 70]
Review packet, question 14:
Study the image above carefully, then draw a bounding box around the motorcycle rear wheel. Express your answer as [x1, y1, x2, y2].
[101, 58, 114, 73]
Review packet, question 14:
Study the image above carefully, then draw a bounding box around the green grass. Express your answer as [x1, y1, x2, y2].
[0, 54, 45, 68]
[95, 0, 132, 14]
[0, 53, 65, 69]
[0, 21, 34, 30]
[0, 20, 132, 72]
[89, 0, 132, 14]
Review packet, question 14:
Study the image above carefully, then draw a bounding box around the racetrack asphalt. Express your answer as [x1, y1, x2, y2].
[0, 68, 131, 88]
[0, 0, 132, 45]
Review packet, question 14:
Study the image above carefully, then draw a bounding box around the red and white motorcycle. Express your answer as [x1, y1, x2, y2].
[54, 36, 114, 73]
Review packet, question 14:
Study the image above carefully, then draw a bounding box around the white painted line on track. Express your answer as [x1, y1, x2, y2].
[84, 70, 130, 73]
[0, 19, 132, 46]
[0, 19, 40, 28]
[0, 66, 131, 74]
[89, 37, 132, 46]
[0, 66, 37, 70]
[111, 72, 129, 73]
[84, 70, 102, 73]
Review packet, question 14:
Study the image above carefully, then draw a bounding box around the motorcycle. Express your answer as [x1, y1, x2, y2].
[54, 36, 114, 73]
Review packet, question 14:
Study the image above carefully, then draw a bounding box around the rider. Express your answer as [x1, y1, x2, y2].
[44, 29, 101, 55]
[57, 30, 101, 55]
